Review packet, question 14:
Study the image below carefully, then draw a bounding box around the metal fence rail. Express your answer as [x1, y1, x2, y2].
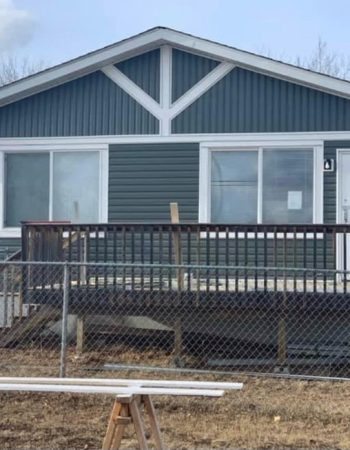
[1, 261, 350, 379]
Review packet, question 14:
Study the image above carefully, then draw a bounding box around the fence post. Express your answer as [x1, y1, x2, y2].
[59, 263, 69, 378]
[170, 202, 184, 367]
[276, 266, 288, 373]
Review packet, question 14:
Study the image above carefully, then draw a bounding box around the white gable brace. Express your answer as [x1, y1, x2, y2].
[102, 51, 234, 136]
[101, 65, 162, 120]
[169, 61, 234, 119]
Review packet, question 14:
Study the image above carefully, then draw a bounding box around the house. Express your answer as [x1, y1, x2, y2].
[0, 27, 350, 270]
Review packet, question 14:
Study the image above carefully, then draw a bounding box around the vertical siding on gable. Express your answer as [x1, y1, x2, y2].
[0, 71, 159, 137]
[108, 143, 199, 222]
[116, 49, 160, 102]
[172, 49, 219, 102]
[172, 67, 350, 133]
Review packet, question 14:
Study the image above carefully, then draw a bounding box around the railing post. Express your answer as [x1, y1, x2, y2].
[80, 232, 87, 284]
[59, 263, 69, 378]
[170, 203, 184, 290]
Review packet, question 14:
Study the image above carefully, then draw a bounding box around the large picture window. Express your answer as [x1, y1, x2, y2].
[3, 150, 105, 229]
[200, 144, 322, 224]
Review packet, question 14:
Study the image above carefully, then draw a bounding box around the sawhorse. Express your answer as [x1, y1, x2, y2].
[103, 394, 164, 450]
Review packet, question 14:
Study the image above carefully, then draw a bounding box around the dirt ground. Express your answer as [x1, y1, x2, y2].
[0, 348, 350, 449]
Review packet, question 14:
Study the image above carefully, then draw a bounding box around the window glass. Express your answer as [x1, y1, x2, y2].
[5, 153, 49, 226]
[52, 152, 99, 222]
[262, 149, 313, 223]
[211, 151, 258, 223]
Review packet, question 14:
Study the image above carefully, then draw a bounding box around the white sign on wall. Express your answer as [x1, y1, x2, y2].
[288, 191, 302, 210]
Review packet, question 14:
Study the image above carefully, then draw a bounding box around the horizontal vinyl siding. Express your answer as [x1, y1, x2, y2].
[172, 67, 350, 133]
[108, 143, 199, 222]
[0, 238, 21, 260]
[116, 49, 160, 102]
[172, 49, 219, 102]
[0, 71, 158, 137]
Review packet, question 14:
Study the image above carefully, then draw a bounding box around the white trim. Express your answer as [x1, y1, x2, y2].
[0, 144, 109, 238]
[160, 46, 172, 110]
[101, 65, 162, 120]
[48, 150, 54, 221]
[313, 145, 324, 223]
[336, 148, 350, 272]
[2, 27, 350, 107]
[161, 29, 350, 99]
[0, 152, 4, 236]
[169, 62, 234, 119]
[2, 131, 350, 146]
[335, 148, 350, 225]
[336, 148, 342, 272]
[99, 149, 109, 222]
[0, 28, 165, 107]
[199, 141, 323, 225]
[102, 51, 233, 134]
[198, 146, 211, 223]
[159, 45, 172, 135]
[257, 148, 263, 224]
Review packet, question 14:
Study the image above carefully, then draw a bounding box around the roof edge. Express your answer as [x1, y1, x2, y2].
[1, 26, 350, 107]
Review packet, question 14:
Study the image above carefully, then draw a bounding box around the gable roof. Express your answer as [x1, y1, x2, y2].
[1, 26, 350, 107]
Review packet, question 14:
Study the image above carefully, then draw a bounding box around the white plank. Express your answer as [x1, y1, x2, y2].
[0, 377, 242, 390]
[101, 65, 162, 120]
[169, 61, 234, 119]
[0, 383, 224, 397]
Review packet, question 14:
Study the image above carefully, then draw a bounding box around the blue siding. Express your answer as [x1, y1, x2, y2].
[0, 238, 21, 260]
[0, 71, 159, 137]
[172, 49, 219, 102]
[116, 49, 160, 102]
[172, 67, 350, 133]
[108, 143, 199, 222]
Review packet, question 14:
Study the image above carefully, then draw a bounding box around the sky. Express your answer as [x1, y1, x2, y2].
[1, 0, 350, 68]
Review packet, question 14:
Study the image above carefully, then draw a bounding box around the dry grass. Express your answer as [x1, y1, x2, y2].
[0, 348, 350, 449]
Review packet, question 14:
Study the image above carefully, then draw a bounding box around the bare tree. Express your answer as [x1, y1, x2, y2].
[296, 38, 350, 80]
[258, 38, 350, 81]
[0, 55, 46, 86]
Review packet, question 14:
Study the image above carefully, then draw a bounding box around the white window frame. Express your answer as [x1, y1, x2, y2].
[199, 141, 324, 229]
[0, 143, 109, 238]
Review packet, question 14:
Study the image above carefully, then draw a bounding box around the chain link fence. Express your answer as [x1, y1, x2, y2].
[1, 260, 350, 378]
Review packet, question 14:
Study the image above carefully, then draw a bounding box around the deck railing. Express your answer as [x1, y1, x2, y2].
[21, 222, 348, 265]
[20, 222, 350, 295]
